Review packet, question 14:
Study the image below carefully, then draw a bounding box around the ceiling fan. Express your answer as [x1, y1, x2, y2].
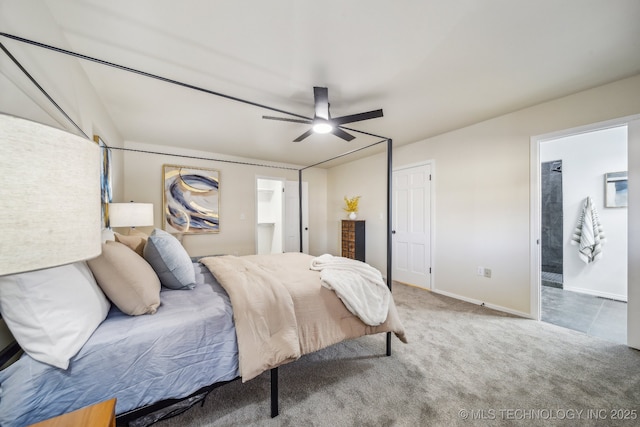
[262, 87, 383, 142]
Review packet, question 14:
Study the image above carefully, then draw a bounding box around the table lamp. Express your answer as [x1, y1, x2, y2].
[0, 113, 101, 276]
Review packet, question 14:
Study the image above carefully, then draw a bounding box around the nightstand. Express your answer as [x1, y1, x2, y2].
[29, 398, 116, 427]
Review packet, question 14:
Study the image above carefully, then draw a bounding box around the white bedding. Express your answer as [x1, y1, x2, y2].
[310, 254, 390, 326]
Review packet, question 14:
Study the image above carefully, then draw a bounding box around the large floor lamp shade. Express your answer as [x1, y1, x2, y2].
[0, 114, 102, 276]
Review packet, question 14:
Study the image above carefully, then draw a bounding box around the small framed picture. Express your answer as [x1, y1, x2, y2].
[604, 171, 627, 208]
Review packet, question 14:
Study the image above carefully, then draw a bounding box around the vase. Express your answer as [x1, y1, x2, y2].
[348, 212, 357, 220]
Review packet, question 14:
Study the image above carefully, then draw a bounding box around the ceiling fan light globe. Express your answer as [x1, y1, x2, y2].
[312, 122, 333, 134]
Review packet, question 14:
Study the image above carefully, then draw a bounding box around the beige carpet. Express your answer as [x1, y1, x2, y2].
[153, 283, 640, 427]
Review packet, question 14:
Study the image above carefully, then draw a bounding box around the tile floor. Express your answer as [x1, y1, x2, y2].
[541, 283, 627, 345]
[541, 271, 563, 288]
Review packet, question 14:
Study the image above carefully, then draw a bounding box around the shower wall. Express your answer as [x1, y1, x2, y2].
[541, 160, 563, 275]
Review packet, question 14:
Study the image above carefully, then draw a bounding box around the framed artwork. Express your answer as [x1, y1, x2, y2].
[605, 171, 627, 208]
[94, 135, 112, 228]
[163, 164, 220, 233]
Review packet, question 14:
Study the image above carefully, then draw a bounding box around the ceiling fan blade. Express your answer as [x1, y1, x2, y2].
[313, 87, 330, 120]
[293, 129, 314, 142]
[331, 127, 355, 141]
[262, 115, 312, 124]
[331, 109, 384, 125]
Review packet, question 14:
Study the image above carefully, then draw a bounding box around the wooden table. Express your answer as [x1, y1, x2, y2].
[28, 398, 116, 427]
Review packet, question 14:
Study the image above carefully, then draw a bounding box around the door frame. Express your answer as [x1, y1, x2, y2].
[529, 114, 639, 321]
[392, 160, 435, 290]
[284, 180, 309, 254]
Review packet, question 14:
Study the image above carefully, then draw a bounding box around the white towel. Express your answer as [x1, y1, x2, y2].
[570, 197, 605, 264]
[310, 254, 390, 326]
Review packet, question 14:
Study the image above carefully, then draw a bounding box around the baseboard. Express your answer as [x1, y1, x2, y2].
[562, 286, 627, 302]
[392, 280, 429, 290]
[430, 288, 534, 319]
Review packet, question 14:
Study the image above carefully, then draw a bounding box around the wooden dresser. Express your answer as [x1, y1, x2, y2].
[29, 398, 116, 427]
[341, 220, 365, 262]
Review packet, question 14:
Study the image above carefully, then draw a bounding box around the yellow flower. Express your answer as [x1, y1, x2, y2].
[343, 196, 361, 213]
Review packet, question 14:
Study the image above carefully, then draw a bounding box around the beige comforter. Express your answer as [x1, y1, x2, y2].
[200, 252, 407, 381]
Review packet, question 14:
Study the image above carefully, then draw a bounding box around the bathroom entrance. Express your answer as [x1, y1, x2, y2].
[537, 125, 628, 344]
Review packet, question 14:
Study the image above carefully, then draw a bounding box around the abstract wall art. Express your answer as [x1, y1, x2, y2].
[94, 135, 112, 229]
[163, 165, 220, 233]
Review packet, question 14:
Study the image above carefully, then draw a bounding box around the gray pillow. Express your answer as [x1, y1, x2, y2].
[143, 229, 196, 290]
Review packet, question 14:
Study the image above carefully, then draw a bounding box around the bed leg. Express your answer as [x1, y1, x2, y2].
[270, 367, 279, 417]
[386, 332, 392, 356]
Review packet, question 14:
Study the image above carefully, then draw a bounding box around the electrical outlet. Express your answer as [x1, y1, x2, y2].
[484, 268, 492, 278]
[476, 266, 484, 276]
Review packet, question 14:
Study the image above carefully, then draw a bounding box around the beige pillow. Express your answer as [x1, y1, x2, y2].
[114, 231, 148, 257]
[88, 241, 161, 315]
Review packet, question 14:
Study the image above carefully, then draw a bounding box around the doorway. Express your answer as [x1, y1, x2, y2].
[256, 178, 284, 254]
[256, 178, 309, 255]
[535, 125, 628, 344]
[392, 162, 432, 289]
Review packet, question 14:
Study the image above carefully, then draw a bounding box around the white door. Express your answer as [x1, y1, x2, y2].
[393, 164, 431, 288]
[284, 181, 309, 253]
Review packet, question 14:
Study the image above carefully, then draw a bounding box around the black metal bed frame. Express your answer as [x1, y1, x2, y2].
[0, 32, 395, 425]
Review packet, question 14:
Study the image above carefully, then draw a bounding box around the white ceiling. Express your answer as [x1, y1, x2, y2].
[11, 0, 640, 166]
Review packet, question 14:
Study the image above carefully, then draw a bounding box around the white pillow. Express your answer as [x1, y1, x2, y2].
[0, 262, 110, 369]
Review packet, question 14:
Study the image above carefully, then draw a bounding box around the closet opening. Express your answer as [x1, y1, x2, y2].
[256, 177, 284, 255]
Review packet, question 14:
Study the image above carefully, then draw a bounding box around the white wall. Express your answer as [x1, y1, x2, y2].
[541, 126, 627, 300]
[121, 141, 328, 257]
[326, 151, 390, 271]
[328, 74, 640, 317]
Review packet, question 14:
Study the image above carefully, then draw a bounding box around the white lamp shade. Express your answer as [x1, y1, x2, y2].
[108, 203, 154, 228]
[0, 114, 101, 276]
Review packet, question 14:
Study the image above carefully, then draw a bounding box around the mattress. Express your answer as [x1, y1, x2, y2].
[0, 262, 239, 426]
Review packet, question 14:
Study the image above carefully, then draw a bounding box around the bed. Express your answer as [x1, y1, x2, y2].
[0, 261, 238, 427]
[0, 230, 406, 426]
